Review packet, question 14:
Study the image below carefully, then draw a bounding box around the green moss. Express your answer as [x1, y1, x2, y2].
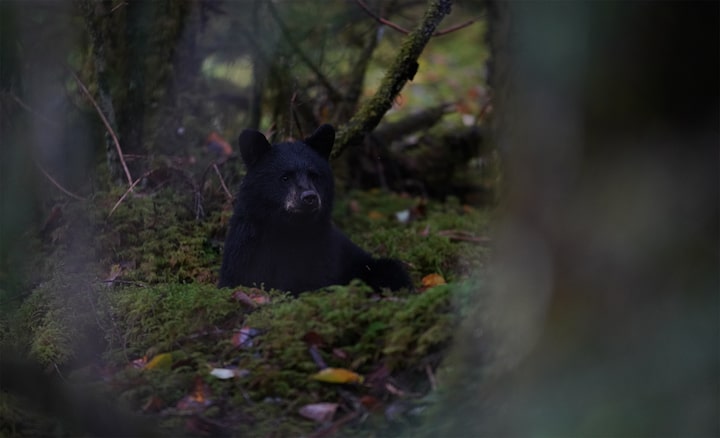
[92, 187, 229, 284]
[107, 283, 243, 359]
[8, 268, 109, 367]
[2, 177, 492, 436]
[245, 279, 468, 381]
[333, 190, 492, 283]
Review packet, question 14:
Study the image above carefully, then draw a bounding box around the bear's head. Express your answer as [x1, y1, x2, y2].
[237, 125, 336, 228]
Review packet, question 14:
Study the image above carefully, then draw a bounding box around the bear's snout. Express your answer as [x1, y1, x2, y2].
[301, 190, 319, 209]
[284, 186, 322, 215]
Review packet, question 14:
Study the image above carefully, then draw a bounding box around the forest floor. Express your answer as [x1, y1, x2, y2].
[0, 183, 493, 437]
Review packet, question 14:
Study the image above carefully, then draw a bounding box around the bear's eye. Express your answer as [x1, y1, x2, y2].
[281, 173, 290, 182]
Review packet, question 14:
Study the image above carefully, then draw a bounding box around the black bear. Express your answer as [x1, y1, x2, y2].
[218, 124, 412, 295]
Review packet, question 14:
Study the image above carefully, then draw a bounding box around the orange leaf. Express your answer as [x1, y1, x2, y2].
[206, 132, 233, 158]
[367, 210, 384, 220]
[310, 367, 364, 384]
[360, 395, 382, 411]
[421, 273, 446, 288]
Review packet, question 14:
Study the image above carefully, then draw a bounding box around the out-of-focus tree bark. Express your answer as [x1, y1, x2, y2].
[429, 1, 719, 436]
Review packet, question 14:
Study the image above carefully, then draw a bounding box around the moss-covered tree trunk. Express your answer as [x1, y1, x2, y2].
[79, 0, 192, 183]
[333, 0, 453, 158]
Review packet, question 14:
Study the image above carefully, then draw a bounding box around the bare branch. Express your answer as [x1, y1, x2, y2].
[68, 68, 133, 187]
[108, 171, 149, 217]
[433, 17, 479, 36]
[355, 0, 411, 34]
[355, 0, 478, 37]
[212, 163, 233, 200]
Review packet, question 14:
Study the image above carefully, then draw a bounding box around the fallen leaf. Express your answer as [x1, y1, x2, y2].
[206, 132, 233, 158]
[209, 368, 235, 379]
[302, 331, 326, 347]
[145, 352, 173, 371]
[367, 210, 384, 220]
[421, 273, 446, 288]
[395, 209, 410, 223]
[249, 293, 270, 305]
[232, 327, 260, 348]
[131, 356, 148, 369]
[177, 376, 212, 412]
[231, 288, 270, 306]
[360, 395, 381, 411]
[311, 367, 364, 384]
[142, 395, 165, 413]
[332, 348, 348, 360]
[231, 290, 257, 308]
[298, 402, 338, 423]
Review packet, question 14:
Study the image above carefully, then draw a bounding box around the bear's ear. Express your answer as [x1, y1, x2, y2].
[304, 124, 335, 160]
[239, 129, 271, 167]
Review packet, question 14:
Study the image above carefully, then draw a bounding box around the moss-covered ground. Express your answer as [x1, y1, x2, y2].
[0, 182, 492, 437]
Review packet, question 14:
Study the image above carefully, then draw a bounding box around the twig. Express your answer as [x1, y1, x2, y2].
[108, 170, 151, 217]
[425, 364, 438, 391]
[68, 67, 133, 187]
[34, 160, 87, 201]
[355, 0, 410, 34]
[433, 18, 478, 36]
[437, 229, 492, 244]
[355, 0, 478, 37]
[110, 1, 126, 13]
[212, 163, 233, 200]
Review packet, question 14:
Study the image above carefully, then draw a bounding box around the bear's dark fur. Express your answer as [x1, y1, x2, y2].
[218, 124, 412, 295]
